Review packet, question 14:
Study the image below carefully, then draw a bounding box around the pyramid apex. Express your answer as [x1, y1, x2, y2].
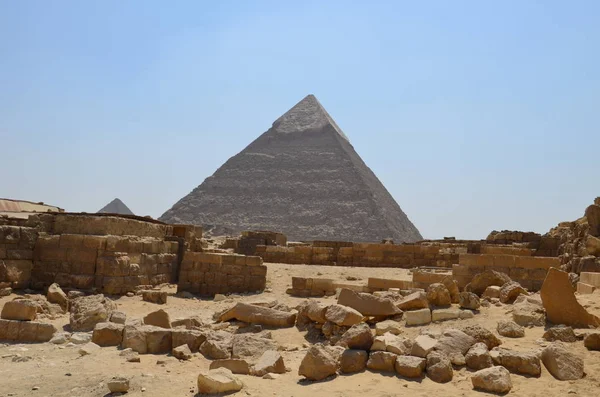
[272, 95, 349, 142]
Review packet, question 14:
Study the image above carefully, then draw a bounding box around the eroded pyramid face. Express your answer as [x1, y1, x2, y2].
[160, 95, 422, 243]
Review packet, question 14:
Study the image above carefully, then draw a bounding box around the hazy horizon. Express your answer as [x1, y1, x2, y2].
[2, 1, 598, 240]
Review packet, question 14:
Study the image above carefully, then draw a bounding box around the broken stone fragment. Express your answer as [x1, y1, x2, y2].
[298, 344, 338, 381]
[471, 366, 512, 394]
[197, 368, 243, 395]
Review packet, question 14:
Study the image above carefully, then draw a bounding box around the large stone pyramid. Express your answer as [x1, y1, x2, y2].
[160, 95, 422, 242]
[97, 198, 134, 215]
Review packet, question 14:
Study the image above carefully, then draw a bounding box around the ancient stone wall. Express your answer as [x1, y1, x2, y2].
[0, 225, 38, 288]
[453, 253, 560, 291]
[177, 252, 266, 296]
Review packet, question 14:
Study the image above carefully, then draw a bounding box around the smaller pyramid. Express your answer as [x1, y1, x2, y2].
[97, 198, 134, 215]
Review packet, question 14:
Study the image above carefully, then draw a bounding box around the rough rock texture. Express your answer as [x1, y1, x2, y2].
[200, 331, 233, 359]
[497, 320, 525, 338]
[370, 333, 411, 355]
[543, 326, 577, 342]
[92, 322, 124, 346]
[219, 302, 296, 327]
[1, 299, 37, 321]
[426, 351, 453, 383]
[47, 283, 68, 311]
[197, 368, 243, 394]
[394, 355, 426, 378]
[465, 342, 493, 370]
[441, 276, 460, 304]
[471, 366, 512, 394]
[490, 347, 541, 376]
[337, 288, 401, 316]
[298, 344, 338, 381]
[540, 268, 600, 327]
[159, 94, 422, 243]
[304, 300, 328, 324]
[434, 329, 476, 357]
[335, 323, 373, 350]
[375, 320, 402, 336]
[411, 334, 437, 358]
[143, 309, 171, 329]
[173, 344, 193, 360]
[231, 334, 278, 360]
[459, 292, 480, 310]
[252, 350, 286, 376]
[69, 294, 116, 332]
[405, 308, 431, 326]
[325, 304, 363, 326]
[482, 286, 501, 299]
[172, 328, 206, 353]
[499, 281, 528, 303]
[584, 333, 600, 350]
[465, 270, 512, 296]
[366, 351, 397, 372]
[397, 291, 429, 311]
[340, 349, 368, 373]
[107, 377, 130, 393]
[512, 295, 546, 327]
[210, 359, 251, 375]
[541, 343, 584, 380]
[426, 283, 451, 307]
[460, 325, 501, 350]
[142, 290, 167, 305]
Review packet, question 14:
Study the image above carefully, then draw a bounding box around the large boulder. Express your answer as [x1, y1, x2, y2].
[47, 283, 68, 311]
[340, 349, 368, 373]
[231, 334, 278, 359]
[298, 344, 338, 381]
[441, 276, 460, 304]
[540, 268, 600, 327]
[584, 333, 600, 350]
[465, 342, 493, 370]
[471, 366, 512, 394]
[335, 323, 373, 350]
[465, 270, 511, 296]
[304, 300, 328, 324]
[434, 329, 476, 361]
[459, 292, 480, 310]
[252, 350, 286, 376]
[92, 322, 124, 346]
[490, 347, 541, 376]
[512, 295, 546, 327]
[325, 304, 363, 326]
[143, 309, 171, 329]
[172, 328, 206, 353]
[1, 299, 37, 321]
[426, 283, 451, 307]
[394, 355, 426, 378]
[366, 351, 397, 372]
[142, 290, 167, 304]
[499, 281, 528, 304]
[541, 343, 584, 380]
[497, 320, 525, 338]
[197, 368, 243, 395]
[200, 331, 233, 359]
[121, 324, 171, 354]
[218, 302, 296, 327]
[543, 326, 577, 342]
[397, 291, 429, 311]
[426, 351, 453, 383]
[461, 324, 501, 349]
[585, 202, 600, 237]
[70, 294, 116, 332]
[337, 288, 401, 316]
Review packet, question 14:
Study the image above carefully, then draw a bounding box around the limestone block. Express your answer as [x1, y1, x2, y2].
[405, 309, 431, 326]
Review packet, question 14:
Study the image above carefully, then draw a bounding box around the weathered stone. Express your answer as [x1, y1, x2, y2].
[173, 344, 193, 360]
[375, 319, 402, 336]
[497, 320, 525, 338]
[47, 283, 68, 311]
[1, 299, 37, 321]
[298, 344, 338, 381]
[142, 290, 167, 304]
[70, 294, 116, 332]
[431, 308, 460, 322]
[490, 347, 541, 376]
[543, 326, 577, 342]
[366, 351, 397, 372]
[231, 334, 277, 359]
[335, 323, 373, 350]
[499, 281, 528, 303]
[584, 333, 600, 350]
[324, 304, 363, 327]
[252, 350, 286, 376]
[145, 325, 172, 354]
[405, 308, 431, 326]
[197, 368, 243, 394]
[461, 324, 501, 349]
[541, 343, 584, 380]
[92, 322, 124, 346]
[426, 351, 453, 383]
[171, 316, 203, 329]
[340, 349, 368, 373]
[210, 359, 251, 375]
[471, 366, 512, 394]
[122, 325, 148, 354]
[459, 292, 480, 310]
[512, 295, 546, 327]
[107, 377, 130, 393]
[305, 300, 328, 323]
[50, 332, 70, 344]
[143, 309, 171, 329]
[172, 328, 206, 352]
[465, 270, 511, 296]
[110, 311, 126, 324]
[434, 328, 476, 357]
[482, 285, 501, 299]
[78, 342, 100, 356]
[337, 288, 401, 316]
[397, 291, 429, 311]
[200, 331, 233, 359]
[411, 334, 437, 358]
[426, 283, 451, 307]
[465, 342, 493, 370]
[70, 332, 92, 344]
[394, 355, 426, 378]
[441, 276, 460, 304]
[541, 268, 600, 327]
[219, 302, 296, 327]
[371, 332, 411, 355]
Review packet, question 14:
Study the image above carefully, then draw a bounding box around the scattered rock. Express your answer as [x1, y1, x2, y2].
[411, 334, 437, 358]
[200, 331, 233, 359]
[397, 291, 429, 311]
[340, 349, 368, 373]
[78, 342, 100, 356]
[173, 344, 193, 360]
[143, 309, 171, 329]
[197, 368, 243, 394]
[482, 286, 501, 299]
[67, 290, 86, 300]
[405, 308, 431, 326]
[426, 351, 453, 383]
[298, 344, 338, 381]
[107, 376, 130, 393]
[434, 329, 476, 357]
[219, 302, 297, 327]
[461, 324, 501, 349]
[337, 288, 401, 316]
[465, 270, 512, 296]
[459, 292, 480, 310]
[499, 281, 528, 303]
[335, 323, 373, 350]
[512, 295, 546, 327]
[490, 347, 541, 376]
[231, 334, 277, 360]
[70, 332, 92, 344]
[214, 294, 227, 302]
[252, 350, 286, 376]
[471, 366, 512, 394]
[543, 326, 577, 343]
[584, 333, 600, 350]
[110, 311, 127, 324]
[69, 294, 116, 332]
[325, 304, 363, 326]
[172, 328, 206, 353]
[47, 283, 68, 311]
[304, 300, 328, 324]
[394, 355, 426, 378]
[431, 308, 460, 322]
[92, 322, 124, 346]
[426, 283, 451, 307]
[142, 290, 167, 304]
[1, 299, 37, 321]
[375, 319, 402, 336]
[541, 343, 584, 380]
[465, 342, 493, 370]
[497, 320, 525, 338]
[49, 332, 70, 345]
[441, 276, 460, 304]
[366, 351, 397, 372]
[210, 359, 250, 375]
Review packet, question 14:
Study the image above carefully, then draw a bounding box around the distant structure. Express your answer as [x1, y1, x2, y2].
[0, 198, 63, 219]
[97, 198, 134, 215]
[160, 95, 422, 243]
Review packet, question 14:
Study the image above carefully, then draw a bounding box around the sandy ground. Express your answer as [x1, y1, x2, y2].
[1, 263, 600, 397]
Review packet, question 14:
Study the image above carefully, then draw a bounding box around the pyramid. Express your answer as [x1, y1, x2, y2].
[159, 95, 422, 242]
[97, 198, 134, 216]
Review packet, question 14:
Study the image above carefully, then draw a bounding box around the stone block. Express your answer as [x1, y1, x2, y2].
[405, 309, 432, 326]
[577, 282, 596, 295]
[431, 308, 460, 322]
[580, 272, 600, 287]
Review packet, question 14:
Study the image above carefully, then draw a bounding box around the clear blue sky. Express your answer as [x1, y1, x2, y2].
[1, 1, 598, 239]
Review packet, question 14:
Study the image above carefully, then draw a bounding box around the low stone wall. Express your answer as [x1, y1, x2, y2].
[52, 214, 171, 238]
[286, 277, 368, 297]
[0, 225, 38, 288]
[452, 253, 561, 291]
[0, 319, 56, 342]
[177, 252, 266, 296]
